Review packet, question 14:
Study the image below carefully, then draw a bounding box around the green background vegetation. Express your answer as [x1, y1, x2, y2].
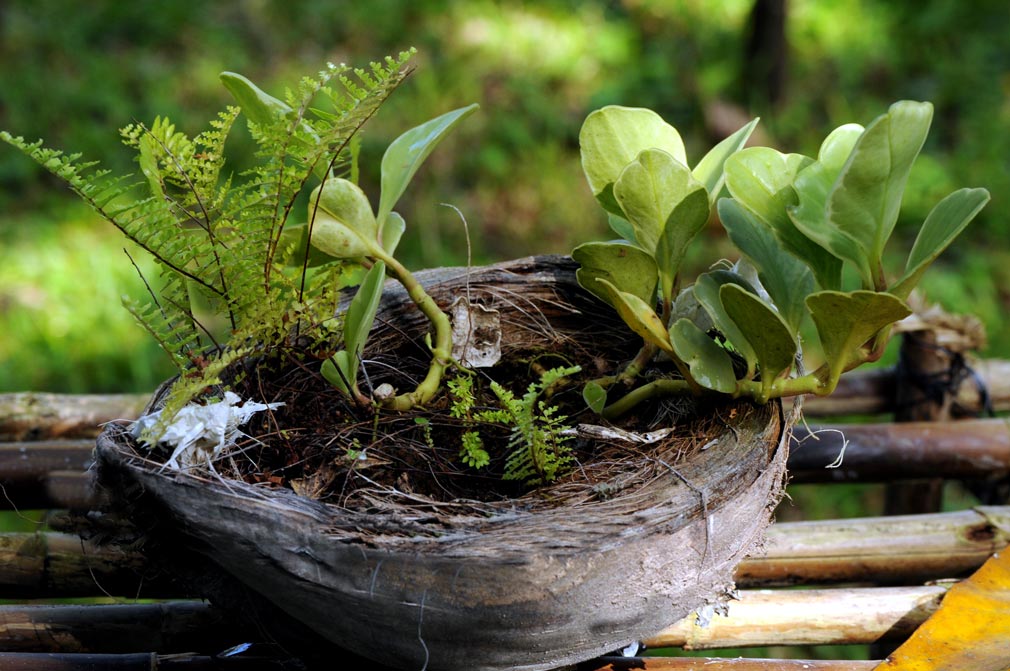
[3, 0, 1008, 394]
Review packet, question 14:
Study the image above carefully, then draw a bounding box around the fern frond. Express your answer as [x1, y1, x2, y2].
[487, 365, 580, 486]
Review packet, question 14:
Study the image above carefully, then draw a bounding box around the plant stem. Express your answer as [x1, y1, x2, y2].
[602, 372, 833, 420]
[370, 249, 453, 410]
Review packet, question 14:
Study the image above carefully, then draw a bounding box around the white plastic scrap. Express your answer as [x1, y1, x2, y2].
[130, 391, 283, 472]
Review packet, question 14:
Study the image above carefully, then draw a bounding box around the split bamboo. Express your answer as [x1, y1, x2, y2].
[644, 585, 946, 650]
[0, 393, 147, 441]
[585, 659, 879, 671]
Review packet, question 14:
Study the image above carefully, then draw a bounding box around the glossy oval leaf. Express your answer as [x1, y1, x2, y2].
[692, 117, 759, 204]
[583, 381, 608, 414]
[344, 260, 387, 360]
[607, 212, 638, 243]
[655, 187, 711, 295]
[613, 148, 699, 253]
[720, 283, 797, 393]
[789, 140, 871, 284]
[377, 103, 479, 227]
[580, 106, 687, 215]
[572, 241, 658, 306]
[725, 147, 842, 290]
[829, 101, 933, 273]
[380, 211, 406, 255]
[221, 71, 295, 128]
[596, 278, 672, 353]
[669, 319, 738, 393]
[718, 198, 813, 334]
[308, 178, 378, 259]
[693, 271, 758, 376]
[891, 187, 990, 299]
[807, 290, 911, 387]
[278, 223, 342, 268]
[322, 351, 353, 395]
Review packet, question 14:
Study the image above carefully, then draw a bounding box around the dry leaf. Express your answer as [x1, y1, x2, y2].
[873, 550, 1010, 671]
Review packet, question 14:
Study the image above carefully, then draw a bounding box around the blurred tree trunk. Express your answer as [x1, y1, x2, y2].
[742, 0, 789, 108]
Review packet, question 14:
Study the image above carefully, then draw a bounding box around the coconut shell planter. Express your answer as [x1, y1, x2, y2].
[95, 256, 792, 671]
[5, 51, 987, 671]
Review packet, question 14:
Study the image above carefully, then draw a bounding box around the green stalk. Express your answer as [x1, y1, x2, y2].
[602, 372, 831, 420]
[370, 248, 453, 410]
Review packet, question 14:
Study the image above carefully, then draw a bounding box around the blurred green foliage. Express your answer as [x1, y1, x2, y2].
[2, 0, 1009, 393]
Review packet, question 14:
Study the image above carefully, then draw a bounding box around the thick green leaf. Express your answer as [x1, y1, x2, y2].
[669, 319, 738, 393]
[613, 148, 696, 252]
[718, 198, 813, 334]
[572, 241, 658, 306]
[720, 284, 797, 394]
[596, 278, 672, 353]
[583, 381, 608, 414]
[829, 101, 933, 275]
[692, 118, 759, 204]
[693, 271, 758, 375]
[818, 123, 865, 170]
[220, 72, 295, 128]
[789, 124, 870, 282]
[380, 211, 406, 255]
[377, 104, 479, 227]
[807, 290, 911, 386]
[724, 147, 841, 289]
[655, 187, 710, 293]
[580, 106, 687, 215]
[344, 260, 387, 358]
[308, 178, 378, 259]
[607, 212, 638, 243]
[612, 148, 709, 293]
[278, 223, 342, 268]
[321, 351, 353, 395]
[891, 187, 990, 299]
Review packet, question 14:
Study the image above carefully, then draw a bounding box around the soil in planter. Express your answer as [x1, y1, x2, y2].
[176, 297, 755, 515]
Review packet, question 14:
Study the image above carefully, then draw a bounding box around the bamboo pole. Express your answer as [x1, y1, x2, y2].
[644, 585, 946, 650]
[788, 418, 1010, 483]
[0, 440, 99, 509]
[740, 506, 1010, 586]
[0, 602, 245, 654]
[0, 532, 187, 599]
[0, 653, 292, 670]
[0, 393, 148, 441]
[802, 358, 1010, 417]
[586, 659, 879, 671]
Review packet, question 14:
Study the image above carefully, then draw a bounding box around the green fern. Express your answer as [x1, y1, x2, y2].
[480, 365, 580, 486]
[447, 375, 491, 469]
[1, 52, 415, 435]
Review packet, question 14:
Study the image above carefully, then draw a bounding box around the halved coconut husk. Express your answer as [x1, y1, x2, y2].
[95, 255, 793, 671]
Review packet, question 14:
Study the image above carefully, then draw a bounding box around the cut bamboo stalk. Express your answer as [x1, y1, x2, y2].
[0, 440, 97, 509]
[802, 358, 1010, 417]
[740, 506, 1010, 586]
[644, 585, 946, 650]
[0, 602, 245, 654]
[789, 418, 1010, 483]
[586, 659, 879, 671]
[0, 653, 291, 670]
[0, 393, 147, 441]
[0, 532, 186, 599]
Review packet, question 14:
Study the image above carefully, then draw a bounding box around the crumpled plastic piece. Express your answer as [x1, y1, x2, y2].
[130, 391, 283, 472]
